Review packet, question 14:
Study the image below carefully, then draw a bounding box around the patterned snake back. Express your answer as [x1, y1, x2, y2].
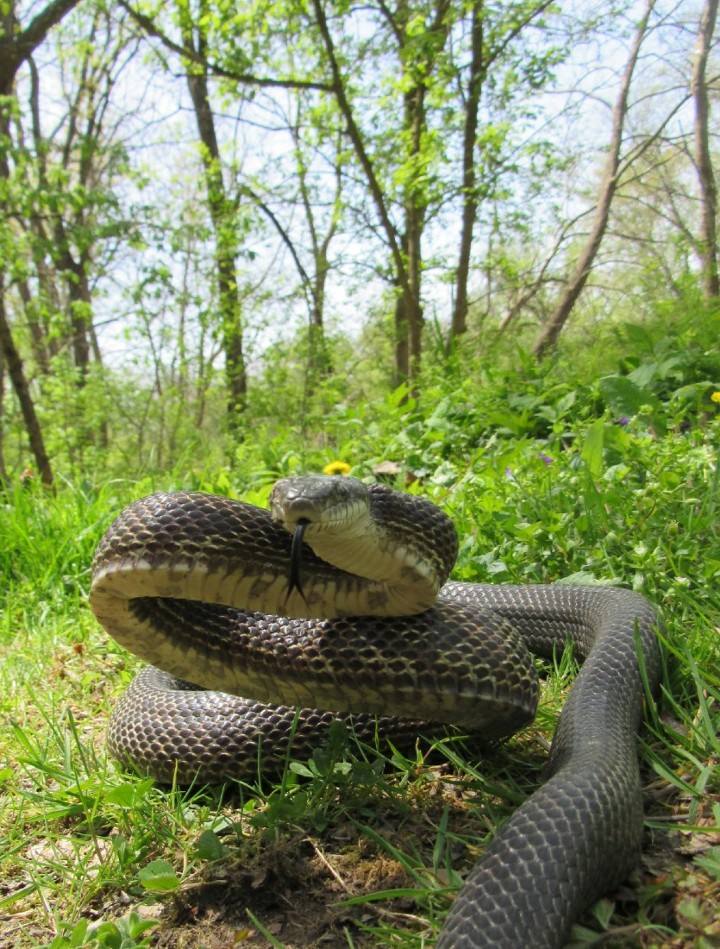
[90, 476, 662, 948]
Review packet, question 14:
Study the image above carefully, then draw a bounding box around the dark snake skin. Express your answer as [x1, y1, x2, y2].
[90, 479, 662, 948]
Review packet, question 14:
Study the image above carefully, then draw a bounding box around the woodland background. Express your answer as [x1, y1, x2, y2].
[0, 0, 718, 485]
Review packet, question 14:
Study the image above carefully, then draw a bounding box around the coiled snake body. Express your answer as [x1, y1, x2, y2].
[90, 476, 662, 948]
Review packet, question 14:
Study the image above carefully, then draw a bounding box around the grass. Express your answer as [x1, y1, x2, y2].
[1, 406, 719, 948]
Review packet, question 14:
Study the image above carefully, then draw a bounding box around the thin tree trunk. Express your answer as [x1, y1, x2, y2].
[451, 0, 484, 339]
[0, 272, 54, 486]
[0, 354, 8, 484]
[312, 0, 418, 384]
[314, 0, 454, 385]
[292, 112, 342, 383]
[59, 251, 93, 379]
[396, 78, 428, 384]
[183, 30, 247, 431]
[28, 48, 95, 383]
[16, 277, 51, 373]
[691, 0, 719, 299]
[0, 0, 82, 486]
[452, 0, 553, 342]
[532, 0, 655, 360]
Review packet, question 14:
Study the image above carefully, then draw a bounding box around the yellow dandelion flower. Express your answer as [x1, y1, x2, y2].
[323, 460, 352, 475]
[711, 391, 720, 403]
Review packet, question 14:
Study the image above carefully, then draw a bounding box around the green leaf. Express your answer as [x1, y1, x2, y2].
[598, 375, 648, 417]
[137, 859, 180, 893]
[88, 922, 122, 947]
[555, 571, 603, 586]
[195, 829, 225, 861]
[694, 846, 720, 882]
[620, 321, 655, 350]
[104, 780, 154, 808]
[67, 919, 89, 946]
[580, 418, 605, 479]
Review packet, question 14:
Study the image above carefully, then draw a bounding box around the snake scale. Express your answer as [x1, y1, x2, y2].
[90, 476, 662, 948]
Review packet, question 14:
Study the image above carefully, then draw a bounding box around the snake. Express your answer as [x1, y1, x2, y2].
[90, 475, 662, 948]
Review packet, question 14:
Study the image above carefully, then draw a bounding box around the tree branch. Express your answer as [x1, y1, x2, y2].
[0, 0, 80, 92]
[117, 0, 332, 93]
[310, 0, 410, 297]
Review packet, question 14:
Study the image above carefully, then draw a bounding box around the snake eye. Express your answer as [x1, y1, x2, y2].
[285, 519, 310, 605]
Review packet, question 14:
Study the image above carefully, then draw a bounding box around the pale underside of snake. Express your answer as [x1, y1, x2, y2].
[90, 476, 662, 948]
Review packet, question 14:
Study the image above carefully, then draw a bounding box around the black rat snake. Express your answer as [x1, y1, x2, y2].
[90, 476, 662, 947]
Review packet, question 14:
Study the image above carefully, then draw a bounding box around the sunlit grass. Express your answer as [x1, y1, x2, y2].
[1, 407, 719, 946]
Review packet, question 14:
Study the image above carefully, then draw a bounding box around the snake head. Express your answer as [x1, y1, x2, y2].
[269, 475, 369, 536]
[271, 476, 369, 607]
[269, 474, 455, 614]
[271, 476, 372, 609]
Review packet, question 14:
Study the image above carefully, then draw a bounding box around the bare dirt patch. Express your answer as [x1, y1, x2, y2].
[150, 820, 431, 948]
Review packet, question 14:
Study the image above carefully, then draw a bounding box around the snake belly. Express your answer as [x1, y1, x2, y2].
[90, 479, 662, 948]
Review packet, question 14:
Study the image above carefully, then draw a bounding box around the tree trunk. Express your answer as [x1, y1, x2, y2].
[16, 277, 52, 373]
[452, 0, 554, 342]
[312, 0, 421, 387]
[58, 250, 93, 380]
[183, 34, 247, 431]
[0, 272, 54, 486]
[452, 1, 484, 339]
[293, 115, 341, 385]
[395, 75, 428, 385]
[691, 0, 719, 299]
[0, 0, 82, 485]
[531, 0, 654, 360]
[403, 205, 425, 384]
[0, 354, 8, 484]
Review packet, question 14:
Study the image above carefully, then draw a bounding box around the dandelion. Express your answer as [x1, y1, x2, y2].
[323, 460, 352, 475]
[711, 391, 720, 403]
